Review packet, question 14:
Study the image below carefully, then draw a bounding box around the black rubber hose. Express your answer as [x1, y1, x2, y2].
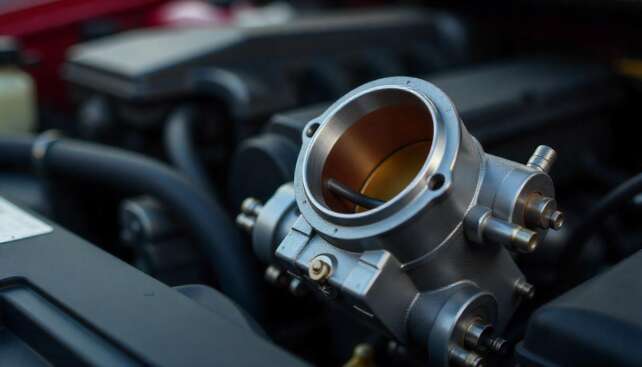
[163, 106, 217, 197]
[0, 135, 260, 317]
[0, 135, 33, 169]
[557, 172, 642, 290]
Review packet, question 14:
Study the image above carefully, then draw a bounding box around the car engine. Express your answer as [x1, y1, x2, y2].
[1, 1, 641, 366]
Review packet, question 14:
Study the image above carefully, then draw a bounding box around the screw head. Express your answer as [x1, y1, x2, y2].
[305, 123, 319, 137]
[310, 259, 323, 273]
[308, 256, 332, 282]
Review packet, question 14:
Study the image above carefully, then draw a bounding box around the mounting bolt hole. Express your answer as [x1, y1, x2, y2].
[428, 174, 445, 191]
[305, 123, 320, 137]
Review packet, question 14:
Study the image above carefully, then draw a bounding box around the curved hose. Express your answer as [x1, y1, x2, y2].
[163, 106, 217, 197]
[0, 135, 33, 169]
[0, 135, 260, 317]
[557, 172, 642, 290]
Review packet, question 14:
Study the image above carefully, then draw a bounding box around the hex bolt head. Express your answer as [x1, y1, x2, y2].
[308, 256, 333, 283]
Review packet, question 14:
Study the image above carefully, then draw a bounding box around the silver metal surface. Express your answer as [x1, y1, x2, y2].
[449, 345, 485, 367]
[463, 320, 492, 349]
[524, 193, 564, 230]
[527, 145, 557, 173]
[464, 206, 539, 253]
[236, 213, 256, 233]
[250, 184, 298, 263]
[241, 197, 263, 217]
[241, 77, 563, 366]
[236, 197, 263, 233]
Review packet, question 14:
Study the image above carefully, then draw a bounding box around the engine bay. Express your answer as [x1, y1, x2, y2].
[1, 1, 641, 366]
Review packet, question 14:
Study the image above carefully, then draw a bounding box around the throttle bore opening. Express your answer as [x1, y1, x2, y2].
[310, 88, 435, 214]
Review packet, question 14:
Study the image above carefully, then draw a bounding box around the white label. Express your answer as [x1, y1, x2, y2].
[0, 196, 53, 244]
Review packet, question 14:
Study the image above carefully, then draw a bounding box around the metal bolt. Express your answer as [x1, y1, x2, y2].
[527, 145, 557, 173]
[264, 265, 289, 287]
[525, 194, 564, 231]
[308, 256, 333, 283]
[236, 213, 256, 233]
[305, 123, 319, 137]
[466, 207, 539, 252]
[240, 197, 263, 217]
[483, 336, 509, 355]
[450, 345, 486, 367]
[464, 320, 491, 349]
[546, 209, 564, 230]
[288, 277, 307, 297]
[237, 197, 263, 233]
[512, 227, 539, 253]
[514, 279, 535, 300]
[463, 319, 509, 355]
[483, 213, 539, 253]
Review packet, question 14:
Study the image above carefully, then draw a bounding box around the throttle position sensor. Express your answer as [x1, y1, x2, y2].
[237, 77, 563, 367]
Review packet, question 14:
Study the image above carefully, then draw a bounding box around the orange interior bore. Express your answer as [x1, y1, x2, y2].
[321, 101, 434, 213]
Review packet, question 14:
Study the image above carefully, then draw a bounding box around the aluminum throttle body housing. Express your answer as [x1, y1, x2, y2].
[238, 77, 563, 367]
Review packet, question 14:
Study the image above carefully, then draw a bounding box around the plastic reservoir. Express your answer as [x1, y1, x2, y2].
[0, 66, 36, 134]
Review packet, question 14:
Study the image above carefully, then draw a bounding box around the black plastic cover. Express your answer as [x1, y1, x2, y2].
[0, 198, 305, 366]
[265, 59, 617, 146]
[63, 8, 469, 122]
[517, 250, 642, 367]
[228, 59, 620, 206]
